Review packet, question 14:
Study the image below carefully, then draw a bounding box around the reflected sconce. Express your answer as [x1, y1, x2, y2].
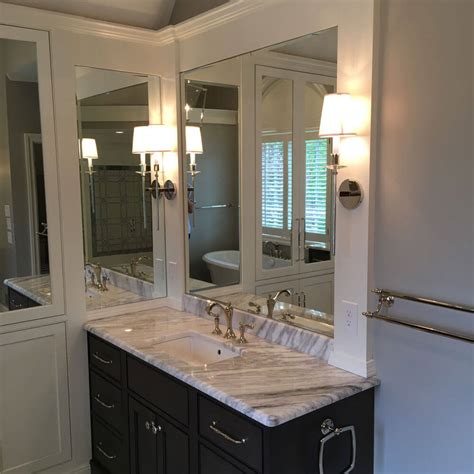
[186, 126, 203, 177]
[319, 93, 362, 254]
[143, 124, 177, 231]
[81, 138, 99, 175]
[80, 138, 99, 214]
[133, 126, 152, 229]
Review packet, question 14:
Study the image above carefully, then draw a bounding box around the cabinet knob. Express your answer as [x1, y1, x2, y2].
[145, 420, 162, 435]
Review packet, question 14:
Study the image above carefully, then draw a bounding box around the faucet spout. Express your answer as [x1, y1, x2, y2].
[206, 301, 235, 339]
[266, 289, 292, 319]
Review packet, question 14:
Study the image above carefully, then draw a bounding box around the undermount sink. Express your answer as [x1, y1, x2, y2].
[155, 332, 242, 367]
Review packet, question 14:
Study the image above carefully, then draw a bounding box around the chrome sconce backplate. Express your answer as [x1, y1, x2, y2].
[338, 179, 363, 210]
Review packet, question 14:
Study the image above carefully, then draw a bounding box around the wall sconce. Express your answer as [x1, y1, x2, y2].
[133, 126, 152, 229]
[186, 126, 203, 177]
[80, 138, 98, 214]
[319, 93, 361, 254]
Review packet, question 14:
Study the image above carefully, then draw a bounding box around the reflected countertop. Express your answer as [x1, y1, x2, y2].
[3, 275, 148, 310]
[85, 308, 379, 427]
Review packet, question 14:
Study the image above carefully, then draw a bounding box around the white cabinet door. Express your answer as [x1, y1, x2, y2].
[299, 273, 334, 316]
[0, 323, 71, 473]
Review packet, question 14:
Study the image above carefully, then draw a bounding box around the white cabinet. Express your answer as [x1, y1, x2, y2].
[0, 323, 71, 473]
[256, 272, 334, 315]
[255, 65, 336, 282]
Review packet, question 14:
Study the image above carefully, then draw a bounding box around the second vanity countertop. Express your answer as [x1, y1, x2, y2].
[85, 308, 378, 427]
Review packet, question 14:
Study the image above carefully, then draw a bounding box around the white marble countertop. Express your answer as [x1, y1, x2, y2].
[4, 275, 148, 310]
[85, 308, 378, 427]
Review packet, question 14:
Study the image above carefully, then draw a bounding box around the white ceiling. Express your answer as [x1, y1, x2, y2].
[1, 0, 176, 29]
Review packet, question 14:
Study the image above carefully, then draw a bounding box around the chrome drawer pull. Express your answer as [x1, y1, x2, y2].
[319, 418, 356, 474]
[210, 421, 248, 445]
[93, 352, 113, 365]
[97, 443, 117, 460]
[94, 394, 115, 409]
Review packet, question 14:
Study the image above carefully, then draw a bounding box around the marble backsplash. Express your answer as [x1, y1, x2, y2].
[183, 293, 333, 362]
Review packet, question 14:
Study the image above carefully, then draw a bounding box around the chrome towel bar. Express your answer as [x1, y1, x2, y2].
[363, 289, 474, 344]
[195, 203, 236, 209]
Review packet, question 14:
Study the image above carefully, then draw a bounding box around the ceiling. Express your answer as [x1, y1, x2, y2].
[1, 0, 229, 29]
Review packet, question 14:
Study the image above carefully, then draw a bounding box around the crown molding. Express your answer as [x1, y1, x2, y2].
[173, 0, 265, 41]
[0, 0, 264, 47]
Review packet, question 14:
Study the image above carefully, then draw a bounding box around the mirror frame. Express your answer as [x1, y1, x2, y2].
[0, 25, 64, 326]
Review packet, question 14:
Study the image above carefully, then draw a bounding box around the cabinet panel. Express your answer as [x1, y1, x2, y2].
[92, 417, 127, 474]
[300, 273, 334, 315]
[129, 397, 189, 474]
[0, 323, 71, 473]
[89, 335, 122, 382]
[199, 445, 253, 474]
[199, 396, 262, 472]
[90, 370, 124, 433]
[127, 355, 189, 426]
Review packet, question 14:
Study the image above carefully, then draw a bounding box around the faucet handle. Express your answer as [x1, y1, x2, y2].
[237, 321, 255, 344]
[211, 315, 223, 335]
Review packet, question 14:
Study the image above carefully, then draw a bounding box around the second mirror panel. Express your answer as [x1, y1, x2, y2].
[184, 29, 337, 338]
[76, 67, 167, 311]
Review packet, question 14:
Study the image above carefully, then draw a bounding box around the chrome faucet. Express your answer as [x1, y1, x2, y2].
[130, 255, 152, 277]
[85, 263, 108, 292]
[266, 289, 292, 319]
[206, 301, 236, 339]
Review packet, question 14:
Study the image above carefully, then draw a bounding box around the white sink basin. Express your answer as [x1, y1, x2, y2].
[155, 332, 242, 367]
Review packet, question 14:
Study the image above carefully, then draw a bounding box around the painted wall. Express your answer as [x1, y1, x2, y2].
[373, 0, 473, 472]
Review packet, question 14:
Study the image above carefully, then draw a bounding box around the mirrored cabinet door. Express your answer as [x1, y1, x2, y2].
[0, 26, 64, 324]
[256, 67, 299, 280]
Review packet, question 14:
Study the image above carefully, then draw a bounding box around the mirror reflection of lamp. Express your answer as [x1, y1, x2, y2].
[143, 124, 176, 231]
[133, 126, 152, 229]
[185, 126, 203, 229]
[80, 138, 99, 214]
[319, 93, 357, 255]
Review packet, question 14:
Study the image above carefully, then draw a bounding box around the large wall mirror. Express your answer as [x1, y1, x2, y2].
[0, 28, 63, 319]
[183, 28, 337, 337]
[76, 67, 167, 311]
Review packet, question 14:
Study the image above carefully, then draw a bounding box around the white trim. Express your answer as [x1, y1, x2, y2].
[329, 350, 376, 378]
[66, 464, 90, 474]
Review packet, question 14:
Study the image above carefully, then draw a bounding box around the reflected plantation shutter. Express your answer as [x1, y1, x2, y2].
[305, 139, 328, 236]
[262, 141, 285, 229]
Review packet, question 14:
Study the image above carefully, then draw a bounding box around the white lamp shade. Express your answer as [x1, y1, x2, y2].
[81, 138, 98, 159]
[186, 126, 203, 154]
[319, 93, 356, 138]
[132, 124, 175, 153]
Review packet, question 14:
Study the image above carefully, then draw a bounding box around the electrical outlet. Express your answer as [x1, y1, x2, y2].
[342, 300, 358, 334]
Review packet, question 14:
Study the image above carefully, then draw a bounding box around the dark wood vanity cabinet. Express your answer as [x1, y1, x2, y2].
[7, 287, 40, 310]
[88, 334, 374, 474]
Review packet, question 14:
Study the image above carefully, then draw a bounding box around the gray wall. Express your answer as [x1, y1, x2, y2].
[170, 0, 229, 25]
[189, 123, 239, 282]
[374, 1, 473, 472]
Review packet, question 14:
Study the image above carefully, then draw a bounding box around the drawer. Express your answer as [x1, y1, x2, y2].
[127, 356, 189, 426]
[90, 370, 124, 433]
[92, 417, 127, 474]
[89, 335, 122, 382]
[198, 396, 262, 472]
[199, 444, 255, 474]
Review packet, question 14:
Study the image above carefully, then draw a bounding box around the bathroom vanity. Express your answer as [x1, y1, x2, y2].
[85, 309, 377, 474]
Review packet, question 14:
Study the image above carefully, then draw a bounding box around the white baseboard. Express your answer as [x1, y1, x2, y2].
[329, 350, 376, 378]
[68, 464, 90, 474]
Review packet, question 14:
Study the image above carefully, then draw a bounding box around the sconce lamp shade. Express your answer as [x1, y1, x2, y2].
[81, 138, 98, 159]
[132, 125, 175, 154]
[186, 126, 203, 154]
[319, 93, 357, 138]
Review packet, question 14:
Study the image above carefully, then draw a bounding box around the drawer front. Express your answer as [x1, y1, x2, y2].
[199, 444, 255, 474]
[127, 356, 189, 426]
[92, 417, 127, 474]
[90, 370, 124, 433]
[198, 396, 262, 472]
[89, 335, 122, 382]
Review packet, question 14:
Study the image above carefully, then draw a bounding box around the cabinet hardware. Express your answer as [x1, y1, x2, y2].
[301, 291, 306, 308]
[210, 421, 248, 445]
[319, 418, 356, 473]
[94, 394, 115, 409]
[92, 352, 113, 365]
[151, 421, 162, 435]
[300, 217, 305, 261]
[97, 443, 117, 460]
